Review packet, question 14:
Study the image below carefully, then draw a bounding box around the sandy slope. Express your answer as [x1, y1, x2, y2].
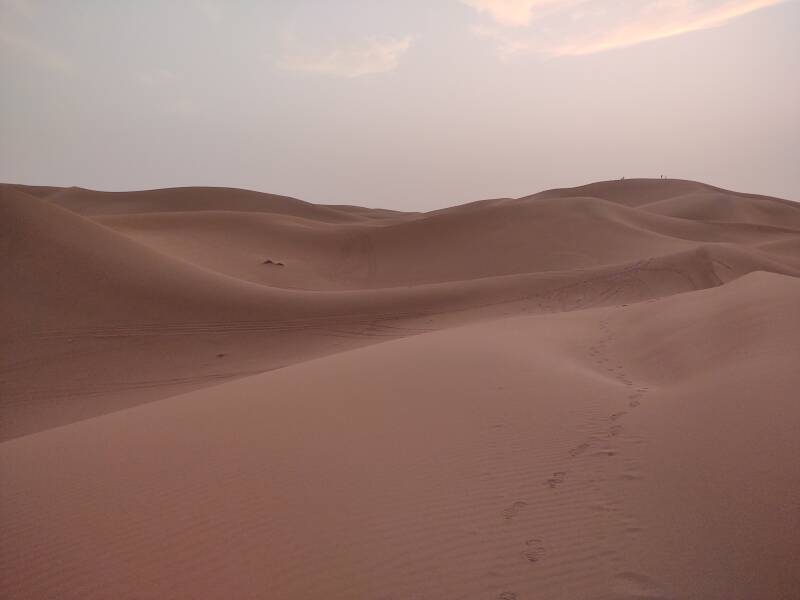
[1, 179, 799, 599]
[95, 192, 800, 289]
[1, 272, 798, 599]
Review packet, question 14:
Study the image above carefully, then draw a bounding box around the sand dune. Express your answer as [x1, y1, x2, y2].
[95, 188, 798, 289]
[640, 190, 800, 227]
[7, 184, 388, 222]
[1, 179, 799, 599]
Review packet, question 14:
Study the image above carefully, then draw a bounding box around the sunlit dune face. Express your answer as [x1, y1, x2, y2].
[464, 0, 789, 56]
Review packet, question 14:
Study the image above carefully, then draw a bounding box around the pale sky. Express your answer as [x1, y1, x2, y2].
[1, 0, 798, 210]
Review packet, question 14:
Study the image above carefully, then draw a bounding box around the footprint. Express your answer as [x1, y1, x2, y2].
[522, 538, 546, 563]
[629, 400, 641, 408]
[503, 501, 528, 520]
[498, 593, 518, 600]
[608, 425, 623, 437]
[569, 442, 591, 457]
[613, 571, 668, 598]
[546, 472, 567, 488]
[610, 411, 627, 421]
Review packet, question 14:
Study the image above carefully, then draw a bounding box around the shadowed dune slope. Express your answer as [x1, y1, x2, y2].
[530, 177, 799, 210]
[640, 190, 800, 228]
[97, 190, 798, 289]
[529, 178, 719, 206]
[755, 237, 800, 267]
[1, 272, 798, 600]
[6, 183, 403, 223]
[2, 181, 799, 441]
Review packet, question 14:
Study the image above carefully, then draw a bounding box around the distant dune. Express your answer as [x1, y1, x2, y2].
[1, 179, 799, 599]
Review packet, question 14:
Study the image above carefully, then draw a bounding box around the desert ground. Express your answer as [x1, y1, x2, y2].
[1, 179, 799, 599]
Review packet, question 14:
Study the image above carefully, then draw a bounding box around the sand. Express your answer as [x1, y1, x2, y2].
[1, 179, 799, 599]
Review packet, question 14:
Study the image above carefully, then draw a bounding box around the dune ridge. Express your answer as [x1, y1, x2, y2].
[1, 179, 799, 599]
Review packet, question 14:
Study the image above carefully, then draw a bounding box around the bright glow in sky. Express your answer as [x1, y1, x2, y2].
[1, 0, 798, 208]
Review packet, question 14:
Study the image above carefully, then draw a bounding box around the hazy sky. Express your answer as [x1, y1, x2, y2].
[1, 0, 798, 210]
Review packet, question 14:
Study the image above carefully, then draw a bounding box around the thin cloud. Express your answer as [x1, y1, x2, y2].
[0, 0, 37, 19]
[461, 0, 556, 26]
[553, 0, 789, 55]
[277, 36, 412, 78]
[0, 28, 72, 72]
[0, 0, 71, 73]
[465, 0, 790, 57]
